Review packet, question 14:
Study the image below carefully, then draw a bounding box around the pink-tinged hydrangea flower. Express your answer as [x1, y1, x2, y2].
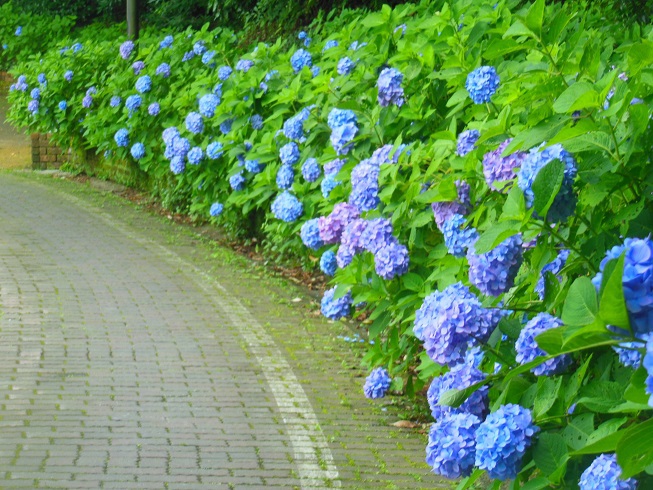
[414, 282, 493, 366]
[579, 454, 637, 490]
[271, 191, 303, 222]
[318, 203, 360, 244]
[364, 367, 391, 399]
[360, 218, 393, 254]
[432, 180, 471, 230]
[377, 67, 404, 107]
[465, 66, 500, 104]
[467, 234, 523, 297]
[320, 250, 337, 276]
[300, 219, 324, 250]
[441, 214, 479, 258]
[321, 287, 352, 320]
[475, 404, 538, 480]
[427, 362, 488, 420]
[518, 143, 577, 222]
[483, 139, 527, 191]
[119, 40, 134, 60]
[456, 129, 479, 156]
[515, 313, 571, 375]
[426, 413, 480, 479]
[374, 240, 409, 280]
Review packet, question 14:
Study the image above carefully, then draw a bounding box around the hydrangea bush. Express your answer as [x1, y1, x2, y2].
[5, 0, 653, 486]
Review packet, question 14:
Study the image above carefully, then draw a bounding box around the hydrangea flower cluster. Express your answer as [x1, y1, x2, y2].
[467, 234, 523, 296]
[518, 143, 577, 222]
[119, 40, 134, 60]
[201, 50, 216, 66]
[135, 75, 151, 93]
[441, 214, 479, 258]
[318, 203, 360, 244]
[414, 282, 494, 366]
[148, 102, 160, 116]
[516, 312, 571, 375]
[209, 202, 223, 217]
[218, 66, 232, 81]
[82, 95, 93, 109]
[219, 118, 233, 135]
[114, 128, 129, 147]
[229, 172, 246, 191]
[427, 360, 488, 420]
[283, 108, 311, 141]
[28, 99, 39, 114]
[276, 165, 294, 190]
[250, 114, 263, 130]
[271, 191, 303, 222]
[160, 35, 173, 49]
[64, 70, 73, 82]
[482, 139, 527, 191]
[337, 57, 356, 75]
[426, 413, 480, 479]
[187, 147, 203, 165]
[431, 180, 471, 229]
[579, 454, 638, 490]
[320, 287, 353, 320]
[349, 162, 380, 212]
[185, 112, 204, 134]
[465, 66, 500, 104]
[535, 249, 570, 300]
[360, 218, 394, 253]
[125, 94, 142, 114]
[132, 61, 145, 75]
[206, 141, 223, 160]
[244, 159, 262, 174]
[374, 240, 409, 280]
[58, 101, 67, 111]
[377, 67, 405, 107]
[301, 158, 321, 182]
[155, 62, 170, 78]
[198, 94, 219, 118]
[323, 40, 338, 51]
[328, 108, 358, 155]
[279, 142, 300, 166]
[290, 49, 312, 72]
[130, 142, 145, 160]
[300, 219, 324, 250]
[320, 250, 337, 276]
[475, 404, 538, 480]
[321, 173, 340, 199]
[456, 129, 480, 156]
[363, 367, 391, 399]
[236, 59, 254, 72]
[110, 96, 122, 108]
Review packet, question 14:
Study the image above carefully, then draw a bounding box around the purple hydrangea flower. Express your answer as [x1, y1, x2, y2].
[431, 180, 471, 230]
[82, 95, 93, 108]
[290, 49, 312, 72]
[465, 66, 500, 104]
[349, 162, 380, 212]
[377, 67, 405, 107]
[374, 240, 410, 280]
[341, 218, 368, 255]
[426, 413, 480, 479]
[271, 191, 303, 222]
[427, 362, 488, 420]
[236, 59, 254, 72]
[301, 158, 321, 182]
[475, 404, 538, 480]
[135, 75, 151, 93]
[336, 244, 354, 268]
[64, 70, 73, 82]
[516, 312, 571, 375]
[156, 63, 170, 78]
[279, 142, 300, 166]
[441, 214, 479, 258]
[114, 128, 129, 147]
[276, 165, 295, 190]
[320, 287, 352, 320]
[320, 250, 337, 276]
[518, 143, 577, 222]
[206, 141, 223, 160]
[337, 57, 356, 75]
[324, 158, 346, 176]
[185, 112, 204, 134]
[318, 203, 360, 244]
[148, 102, 160, 116]
[110, 96, 122, 107]
[456, 129, 480, 156]
[579, 454, 638, 490]
[467, 234, 523, 296]
[187, 147, 203, 165]
[119, 40, 134, 60]
[483, 139, 527, 191]
[130, 142, 145, 160]
[300, 219, 324, 250]
[363, 367, 391, 399]
[28, 99, 39, 114]
[535, 249, 570, 300]
[132, 60, 145, 75]
[360, 218, 394, 254]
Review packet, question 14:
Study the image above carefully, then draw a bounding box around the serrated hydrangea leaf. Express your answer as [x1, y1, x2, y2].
[617, 418, 653, 478]
[472, 220, 521, 255]
[562, 277, 599, 327]
[533, 433, 569, 480]
[598, 255, 631, 332]
[531, 158, 564, 218]
[553, 82, 600, 113]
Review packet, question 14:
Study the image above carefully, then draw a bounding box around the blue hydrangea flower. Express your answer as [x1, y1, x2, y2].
[441, 214, 479, 258]
[431, 180, 471, 229]
[518, 143, 577, 222]
[337, 57, 356, 75]
[483, 139, 527, 191]
[125, 94, 142, 114]
[535, 249, 570, 300]
[276, 165, 295, 190]
[456, 129, 480, 156]
[156, 63, 171, 78]
[271, 191, 303, 222]
[82, 95, 93, 108]
[114, 128, 129, 147]
[394, 24, 407, 37]
[185, 112, 204, 134]
[172, 136, 191, 158]
[58, 101, 67, 111]
[311, 66, 321, 78]
[426, 413, 480, 479]
[218, 66, 232, 81]
[414, 283, 494, 366]
[475, 404, 538, 480]
[130, 143, 145, 160]
[148, 102, 160, 116]
[301, 158, 321, 182]
[290, 49, 312, 72]
[622, 238, 652, 335]
[340, 218, 368, 255]
[318, 203, 360, 244]
[327, 108, 357, 130]
[182, 51, 195, 62]
[349, 163, 380, 212]
[516, 312, 572, 375]
[467, 234, 523, 297]
[374, 240, 409, 280]
[323, 40, 338, 52]
[377, 67, 405, 107]
[614, 338, 645, 369]
[427, 362, 488, 420]
[250, 114, 264, 130]
[15, 26, 22, 36]
[219, 118, 233, 135]
[201, 50, 216, 66]
[160, 35, 173, 49]
[364, 367, 391, 399]
[320, 286, 352, 320]
[229, 172, 246, 191]
[330, 122, 358, 155]
[360, 218, 394, 254]
[135, 75, 152, 93]
[236, 59, 254, 72]
[187, 147, 203, 165]
[465, 66, 500, 104]
[279, 142, 300, 166]
[132, 60, 145, 75]
[119, 40, 134, 60]
[162, 127, 179, 146]
[579, 454, 638, 490]
[324, 158, 346, 176]
[349, 41, 367, 51]
[207, 141, 224, 160]
[64, 70, 73, 82]
[320, 250, 337, 276]
[198, 93, 220, 118]
[71, 42, 82, 53]
[244, 159, 262, 173]
[264, 70, 279, 82]
[170, 156, 185, 174]
[28, 99, 39, 114]
[193, 41, 206, 55]
[30, 88, 40, 100]
[110, 96, 122, 108]
[300, 219, 324, 250]
[283, 113, 307, 140]
[321, 174, 340, 199]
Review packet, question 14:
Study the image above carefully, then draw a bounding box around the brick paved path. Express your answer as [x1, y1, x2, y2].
[0, 172, 452, 489]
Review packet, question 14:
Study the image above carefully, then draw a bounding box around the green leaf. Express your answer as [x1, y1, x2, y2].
[503, 20, 535, 39]
[533, 433, 569, 479]
[402, 273, 424, 292]
[562, 413, 594, 450]
[483, 38, 528, 60]
[552, 82, 600, 113]
[562, 277, 599, 327]
[524, 0, 545, 35]
[599, 254, 631, 331]
[361, 13, 386, 27]
[624, 367, 649, 404]
[617, 418, 653, 478]
[576, 380, 624, 412]
[439, 380, 488, 408]
[472, 220, 521, 255]
[534, 377, 563, 419]
[572, 428, 626, 455]
[531, 158, 564, 218]
[499, 317, 523, 339]
[501, 186, 527, 221]
[521, 478, 552, 490]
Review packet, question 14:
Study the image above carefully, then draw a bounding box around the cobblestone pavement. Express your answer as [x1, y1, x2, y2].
[0, 172, 453, 489]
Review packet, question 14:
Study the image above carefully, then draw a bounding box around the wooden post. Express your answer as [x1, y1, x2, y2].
[127, 0, 139, 41]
